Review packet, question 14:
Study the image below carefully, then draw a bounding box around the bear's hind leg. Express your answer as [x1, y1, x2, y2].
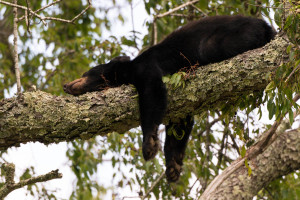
[136, 74, 167, 161]
[164, 115, 194, 182]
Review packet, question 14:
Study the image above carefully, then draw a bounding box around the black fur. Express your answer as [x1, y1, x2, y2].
[64, 15, 275, 182]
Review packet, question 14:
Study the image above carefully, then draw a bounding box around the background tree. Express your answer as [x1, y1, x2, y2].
[0, 0, 299, 199]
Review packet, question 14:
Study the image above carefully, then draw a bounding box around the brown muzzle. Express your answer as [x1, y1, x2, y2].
[63, 77, 88, 95]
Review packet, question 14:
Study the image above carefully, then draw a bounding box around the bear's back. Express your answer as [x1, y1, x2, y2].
[161, 15, 275, 65]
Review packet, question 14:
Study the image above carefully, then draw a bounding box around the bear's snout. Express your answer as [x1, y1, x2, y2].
[63, 77, 87, 95]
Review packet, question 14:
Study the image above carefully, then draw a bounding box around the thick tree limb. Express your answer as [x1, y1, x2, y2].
[200, 128, 300, 200]
[0, 36, 289, 149]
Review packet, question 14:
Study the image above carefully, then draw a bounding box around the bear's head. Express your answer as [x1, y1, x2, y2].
[63, 56, 130, 95]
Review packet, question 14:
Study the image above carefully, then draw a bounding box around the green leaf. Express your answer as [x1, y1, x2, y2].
[289, 109, 294, 125]
[240, 145, 246, 157]
[245, 159, 252, 176]
[265, 81, 275, 92]
[162, 76, 170, 83]
[267, 100, 276, 119]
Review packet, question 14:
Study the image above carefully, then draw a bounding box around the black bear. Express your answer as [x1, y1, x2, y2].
[64, 15, 275, 182]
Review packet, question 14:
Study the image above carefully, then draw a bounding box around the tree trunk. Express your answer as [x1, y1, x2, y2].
[200, 128, 300, 200]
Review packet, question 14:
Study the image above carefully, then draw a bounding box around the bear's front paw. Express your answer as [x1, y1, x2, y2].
[166, 160, 182, 182]
[142, 135, 161, 161]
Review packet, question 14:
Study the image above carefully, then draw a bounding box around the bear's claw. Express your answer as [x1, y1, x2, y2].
[142, 135, 161, 161]
[166, 159, 182, 182]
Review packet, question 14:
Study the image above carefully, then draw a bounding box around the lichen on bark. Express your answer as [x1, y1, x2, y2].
[204, 129, 300, 200]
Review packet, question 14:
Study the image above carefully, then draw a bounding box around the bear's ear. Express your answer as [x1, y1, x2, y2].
[110, 56, 131, 63]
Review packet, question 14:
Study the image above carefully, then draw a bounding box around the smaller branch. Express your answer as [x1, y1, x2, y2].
[122, 196, 141, 200]
[153, 19, 158, 45]
[156, 0, 200, 18]
[228, 131, 240, 155]
[32, 12, 47, 26]
[190, 4, 208, 16]
[25, 0, 31, 34]
[18, 0, 63, 21]
[216, 132, 227, 169]
[169, 13, 189, 17]
[216, 114, 240, 155]
[39, 69, 58, 90]
[0, 0, 27, 10]
[141, 172, 165, 200]
[0, 0, 91, 25]
[0, 163, 62, 199]
[70, 3, 91, 23]
[130, 1, 138, 50]
[197, 117, 220, 137]
[285, 64, 300, 83]
[188, 177, 200, 194]
[0, 0, 47, 25]
[245, 2, 291, 9]
[13, 0, 21, 95]
[35, 0, 63, 13]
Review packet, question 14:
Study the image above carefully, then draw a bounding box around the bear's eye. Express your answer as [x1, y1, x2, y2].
[82, 72, 88, 77]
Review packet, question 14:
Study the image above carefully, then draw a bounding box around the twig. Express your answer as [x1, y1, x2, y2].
[153, 19, 158, 45]
[245, 2, 291, 9]
[35, 0, 63, 13]
[228, 131, 240, 155]
[18, 0, 63, 21]
[0, 0, 46, 25]
[141, 172, 165, 200]
[0, 0, 27, 10]
[122, 196, 141, 199]
[170, 13, 189, 17]
[0, 163, 62, 199]
[156, 0, 200, 18]
[285, 64, 300, 83]
[188, 177, 200, 194]
[197, 117, 220, 136]
[25, 0, 31, 34]
[190, 4, 208, 16]
[69, 0, 92, 23]
[39, 69, 58, 90]
[13, 0, 21, 95]
[0, 0, 91, 25]
[216, 131, 227, 169]
[130, 1, 138, 50]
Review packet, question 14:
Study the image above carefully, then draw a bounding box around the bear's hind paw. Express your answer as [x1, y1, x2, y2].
[142, 136, 161, 161]
[166, 160, 182, 182]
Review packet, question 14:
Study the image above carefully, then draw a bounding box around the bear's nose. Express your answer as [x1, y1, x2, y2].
[63, 84, 69, 92]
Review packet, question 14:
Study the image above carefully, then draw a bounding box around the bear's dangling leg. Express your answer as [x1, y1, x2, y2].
[164, 115, 194, 182]
[135, 73, 167, 161]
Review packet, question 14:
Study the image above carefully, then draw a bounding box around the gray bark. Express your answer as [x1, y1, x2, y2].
[201, 128, 300, 200]
[0, 36, 288, 149]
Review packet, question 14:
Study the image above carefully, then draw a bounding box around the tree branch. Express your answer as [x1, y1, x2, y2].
[156, 0, 200, 18]
[12, 0, 21, 95]
[0, 36, 289, 149]
[141, 172, 165, 200]
[0, 0, 92, 25]
[200, 128, 300, 200]
[0, 163, 62, 199]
